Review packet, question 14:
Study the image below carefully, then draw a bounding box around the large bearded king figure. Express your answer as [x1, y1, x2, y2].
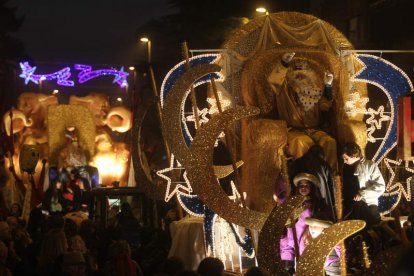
[267, 52, 337, 171]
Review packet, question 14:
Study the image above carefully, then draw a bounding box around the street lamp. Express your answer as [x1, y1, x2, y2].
[140, 36, 152, 64]
[256, 7, 269, 15]
[140, 37, 149, 43]
[128, 66, 135, 71]
[52, 89, 59, 95]
[139, 36, 171, 159]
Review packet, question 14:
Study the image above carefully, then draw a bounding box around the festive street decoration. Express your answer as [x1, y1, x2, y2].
[19, 62, 74, 86]
[185, 107, 210, 129]
[18, 62, 129, 88]
[383, 157, 413, 201]
[366, 106, 391, 143]
[366, 106, 391, 130]
[344, 91, 370, 116]
[207, 90, 233, 114]
[156, 154, 192, 202]
[352, 54, 413, 163]
[75, 64, 128, 88]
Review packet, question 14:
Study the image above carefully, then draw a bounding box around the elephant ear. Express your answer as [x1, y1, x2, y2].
[106, 107, 132, 133]
[2, 109, 33, 136]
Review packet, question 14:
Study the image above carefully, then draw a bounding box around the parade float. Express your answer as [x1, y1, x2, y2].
[1, 11, 413, 275]
[136, 12, 413, 274]
[1, 62, 133, 218]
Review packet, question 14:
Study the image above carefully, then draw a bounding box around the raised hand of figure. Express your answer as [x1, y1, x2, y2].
[353, 193, 363, 201]
[282, 52, 296, 64]
[324, 71, 334, 86]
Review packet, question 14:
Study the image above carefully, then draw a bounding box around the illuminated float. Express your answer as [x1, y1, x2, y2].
[139, 11, 414, 274]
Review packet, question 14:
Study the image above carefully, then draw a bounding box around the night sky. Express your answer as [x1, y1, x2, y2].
[8, 0, 174, 65]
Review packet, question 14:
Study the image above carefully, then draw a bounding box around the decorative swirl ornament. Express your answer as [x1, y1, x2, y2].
[296, 220, 366, 276]
[75, 64, 129, 88]
[186, 106, 268, 230]
[131, 98, 164, 200]
[257, 195, 305, 276]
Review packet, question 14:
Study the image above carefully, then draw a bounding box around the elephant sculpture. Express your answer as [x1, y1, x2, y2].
[16, 92, 58, 143]
[70, 94, 132, 132]
[2, 109, 33, 136]
[69, 93, 110, 126]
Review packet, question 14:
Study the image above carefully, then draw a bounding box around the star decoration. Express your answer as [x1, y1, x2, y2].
[384, 158, 413, 201]
[185, 107, 210, 129]
[112, 66, 129, 85]
[19, 62, 38, 84]
[366, 105, 391, 130]
[207, 90, 232, 114]
[345, 92, 369, 116]
[156, 154, 192, 202]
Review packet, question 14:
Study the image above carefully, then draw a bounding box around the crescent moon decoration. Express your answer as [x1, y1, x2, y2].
[213, 161, 244, 179]
[131, 97, 164, 200]
[162, 63, 222, 165]
[160, 54, 222, 106]
[177, 191, 205, 217]
[351, 54, 413, 163]
[257, 195, 305, 276]
[160, 54, 224, 145]
[187, 106, 269, 230]
[296, 220, 366, 276]
[378, 193, 401, 215]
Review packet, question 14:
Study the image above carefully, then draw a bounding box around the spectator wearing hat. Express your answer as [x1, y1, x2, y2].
[281, 172, 327, 274]
[342, 142, 385, 227]
[293, 172, 327, 215]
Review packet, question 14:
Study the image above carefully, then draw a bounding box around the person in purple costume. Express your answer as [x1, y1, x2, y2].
[280, 172, 329, 275]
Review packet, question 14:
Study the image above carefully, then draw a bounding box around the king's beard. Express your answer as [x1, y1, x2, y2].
[286, 70, 324, 112]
